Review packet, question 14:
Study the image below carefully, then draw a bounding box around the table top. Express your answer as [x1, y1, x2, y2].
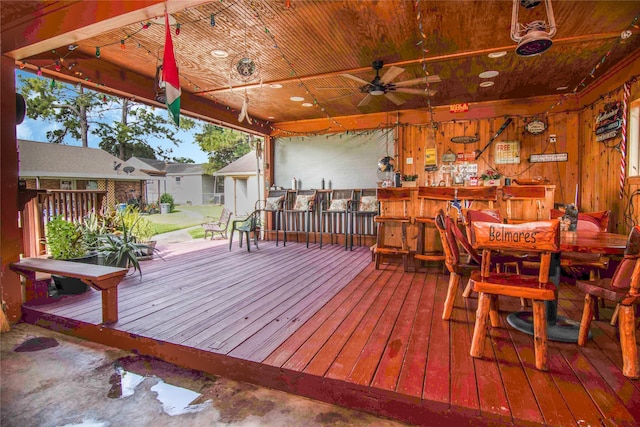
[560, 231, 628, 254]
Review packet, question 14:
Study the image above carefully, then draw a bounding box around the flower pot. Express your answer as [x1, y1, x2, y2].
[52, 252, 98, 295]
[135, 241, 157, 261]
[401, 181, 417, 187]
[483, 179, 501, 187]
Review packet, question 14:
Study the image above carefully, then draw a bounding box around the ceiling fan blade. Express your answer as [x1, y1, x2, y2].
[384, 92, 404, 106]
[395, 88, 437, 96]
[394, 75, 442, 87]
[379, 66, 405, 84]
[340, 73, 371, 86]
[357, 94, 374, 107]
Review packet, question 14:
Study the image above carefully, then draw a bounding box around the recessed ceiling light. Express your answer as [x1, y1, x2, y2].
[268, 116, 275, 119]
[302, 103, 313, 107]
[479, 70, 499, 79]
[479, 81, 495, 88]
[211, 49, 228, 58]
[269, 83, 283, 89]
[488, 51, 507, 59]
[556, 86, 568, 90]
[290, 96, 304, 102]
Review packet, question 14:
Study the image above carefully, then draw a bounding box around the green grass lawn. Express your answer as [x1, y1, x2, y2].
[146, 204, 223, 236]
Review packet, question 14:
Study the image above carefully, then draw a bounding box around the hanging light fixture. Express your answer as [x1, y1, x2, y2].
[510, 0, 557, 57]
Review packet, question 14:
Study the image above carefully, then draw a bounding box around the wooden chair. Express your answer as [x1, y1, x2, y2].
[283, 189, 317, 248]
[228, 210, 261, 252]
[502, 185, 547, 223]
[319, 189, 354, 250]
[468, 219, 561, 371]
[576, 225, 640, 379]
[351, 189, 378, 249]
[202, 207, 232, 240]
[434, 210, 483, 320]
[254, 189, 287, 246]
[373, 187, 411, 271]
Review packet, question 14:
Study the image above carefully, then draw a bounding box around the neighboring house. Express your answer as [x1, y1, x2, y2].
[126, 157, 216, 205]
[214, 151, 263, 217]
[18, 140, 150, 209]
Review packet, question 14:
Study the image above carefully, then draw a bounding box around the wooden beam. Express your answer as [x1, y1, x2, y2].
[1, 0, 210, 59]
[0, 54, 23, 323]
[22, 54, 271, 136]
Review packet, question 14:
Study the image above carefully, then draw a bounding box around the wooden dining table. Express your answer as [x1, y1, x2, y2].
[506, 230, 628, 343]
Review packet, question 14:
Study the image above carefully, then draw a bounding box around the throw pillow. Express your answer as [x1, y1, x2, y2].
[359, 196, 378, 212]
[328, 199, 348, 211]
[293, 195, 314, 211]
[265, 195, 284, 211]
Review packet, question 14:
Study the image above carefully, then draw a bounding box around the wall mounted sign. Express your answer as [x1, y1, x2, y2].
[494, 141, 521, 164]
[442, 149, 457, 163]
[424, 148, 438, 171]
[596, 119, 623, 135]
[456, 152, 476, 162]
[529, 152, 568, 163]
[449, 103, 469, 113]
[596, 130, 619, 142]
[450, 135, 479, 143]
[595, 101, 621, 125]
[524, 119, 547, 135]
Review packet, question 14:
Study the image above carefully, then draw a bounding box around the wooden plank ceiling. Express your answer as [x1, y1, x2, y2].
[2, 0, 640, 132]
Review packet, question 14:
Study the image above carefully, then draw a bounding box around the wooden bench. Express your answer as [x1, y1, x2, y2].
[10, 258, 128, 324]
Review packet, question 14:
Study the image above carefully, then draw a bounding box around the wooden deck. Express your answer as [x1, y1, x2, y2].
[21, 239, 640, 426]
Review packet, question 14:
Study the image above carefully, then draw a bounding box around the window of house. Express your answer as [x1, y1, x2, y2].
[86, 180, 98, 190]
[628, 99, 640, 177]
[61, 180, 73, 190]
[175, 176, 181, 186]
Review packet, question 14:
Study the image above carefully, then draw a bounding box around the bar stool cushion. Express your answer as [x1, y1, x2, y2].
[328, 199, 348, 211]
[265, 195, 284, 211]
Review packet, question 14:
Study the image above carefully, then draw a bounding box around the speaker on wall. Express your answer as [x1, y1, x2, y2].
[16, 93, 26, 124]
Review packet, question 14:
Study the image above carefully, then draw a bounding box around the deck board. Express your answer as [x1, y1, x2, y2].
[21, 239, 640, 427]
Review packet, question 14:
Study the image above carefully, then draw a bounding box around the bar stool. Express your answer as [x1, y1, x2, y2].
[351, 189, 378, 249]
[254, 189, 287, 246]
[319, 189, 354, 250]
[373, 187, 412, 271]
[283, 189, 317, 248]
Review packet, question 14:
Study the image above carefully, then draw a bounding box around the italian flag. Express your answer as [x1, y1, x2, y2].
[162, 12, 180, 126]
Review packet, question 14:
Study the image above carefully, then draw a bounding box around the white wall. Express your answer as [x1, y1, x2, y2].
[223, 174, 262, 217]
[273, 130, 392, 190]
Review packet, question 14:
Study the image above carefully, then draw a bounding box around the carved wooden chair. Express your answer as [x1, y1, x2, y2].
[576, 225, 640, 379]
[319, 189, 354, 250]
[202, 207, 232, 240]
[468, 219, 561, 371]
[502, 185, 547, 223]
[374, 187, 412, 271]
[254, 189, 287, 246]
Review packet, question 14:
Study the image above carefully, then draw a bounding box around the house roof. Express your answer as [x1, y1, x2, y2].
[214, 151, 261, 177]
[127, 156, 207, 176]
[18, 140, 149, 180]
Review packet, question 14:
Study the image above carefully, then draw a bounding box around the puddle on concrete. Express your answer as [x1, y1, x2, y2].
[13, 337, 59, 352]
[107, 363, 211, 416]
[57, 420, 108, 427]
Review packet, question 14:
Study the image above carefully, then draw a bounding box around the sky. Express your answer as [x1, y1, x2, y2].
[15, 70, 210, 164]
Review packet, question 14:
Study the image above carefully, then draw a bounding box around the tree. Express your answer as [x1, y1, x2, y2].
[19, 75, 107, 147]
[195, 124, 252, 174]
[19, 73, 196, 160]
[171, 157, 195, 164]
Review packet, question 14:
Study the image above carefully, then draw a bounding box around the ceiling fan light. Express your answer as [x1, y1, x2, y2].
[516, 31, 553, 56]
[370, 87, 385, 96]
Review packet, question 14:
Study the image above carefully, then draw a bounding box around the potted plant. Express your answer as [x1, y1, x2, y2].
[46, 215, 96, 294]
[480, 169, 502, 186]
[401, 174, 419, 187]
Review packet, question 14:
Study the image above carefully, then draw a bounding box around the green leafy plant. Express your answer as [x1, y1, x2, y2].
[160, 193, 175, 213]
[402, 174, 419, 181]
[46, 216, 88, 259]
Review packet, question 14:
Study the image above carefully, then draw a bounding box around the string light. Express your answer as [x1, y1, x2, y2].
[95, 47, 100, 58]
[176, 23, 181, 35]
[54, 61, 61, 71]
[210, 14, 215, 27]
[120, 39, 125, 50]
[36, 67, 42, 76]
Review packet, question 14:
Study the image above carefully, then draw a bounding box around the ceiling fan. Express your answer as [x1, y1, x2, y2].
[321, 60, 441, 107]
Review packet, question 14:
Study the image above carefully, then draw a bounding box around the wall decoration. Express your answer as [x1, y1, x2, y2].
[494, 140, 521, 164]
[424, 147, 438, 171]
[449, 103, 469, 113]
[524, 118, 547, 135]
[529, 152, 568, 163]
